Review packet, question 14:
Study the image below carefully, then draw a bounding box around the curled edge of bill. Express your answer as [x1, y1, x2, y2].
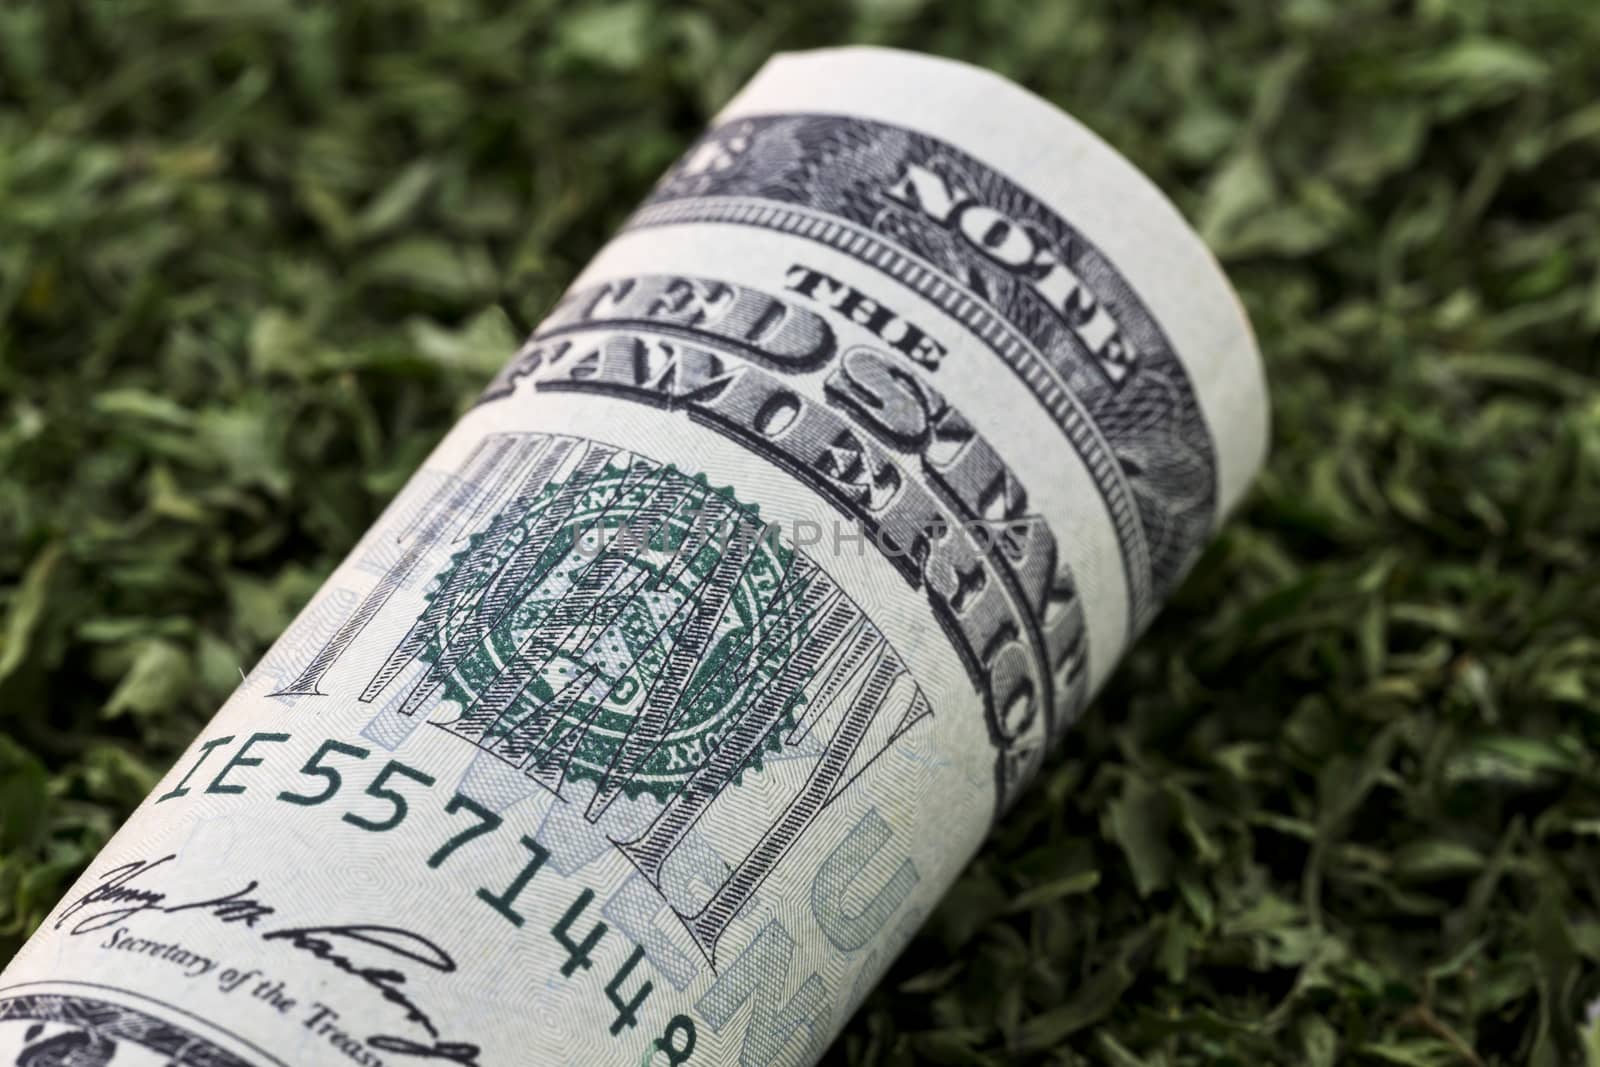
[718, 44, 1271, 522]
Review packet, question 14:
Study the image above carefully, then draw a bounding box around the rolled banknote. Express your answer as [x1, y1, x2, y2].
[0, 46, 1267, 1066]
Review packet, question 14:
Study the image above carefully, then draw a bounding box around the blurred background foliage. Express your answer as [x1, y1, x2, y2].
[1, 0, 1598, 1064]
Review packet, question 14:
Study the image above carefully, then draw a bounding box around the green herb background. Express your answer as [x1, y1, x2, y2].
[1, 2, 1597, 1064]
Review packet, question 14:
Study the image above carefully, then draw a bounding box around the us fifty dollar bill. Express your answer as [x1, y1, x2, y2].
[0, 47, 1268, 1067]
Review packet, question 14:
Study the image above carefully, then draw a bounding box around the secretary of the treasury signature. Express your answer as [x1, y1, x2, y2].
[51, 854, 483, 1065]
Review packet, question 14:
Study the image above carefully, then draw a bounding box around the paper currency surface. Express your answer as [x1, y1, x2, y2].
[0, 47, 1267, 1066]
